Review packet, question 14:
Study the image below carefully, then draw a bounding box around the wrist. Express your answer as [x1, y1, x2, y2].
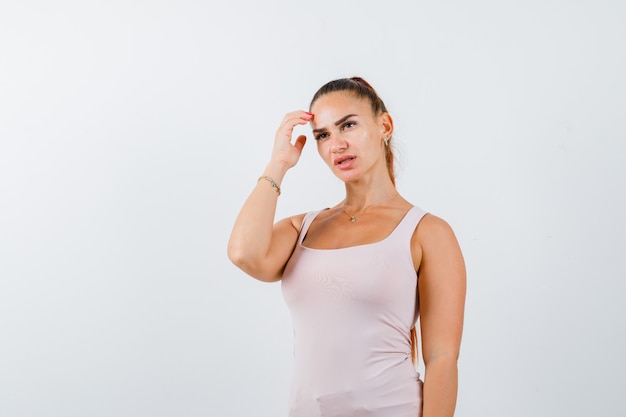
[263, 161, 290, 183]
[258, 176, 281, 196]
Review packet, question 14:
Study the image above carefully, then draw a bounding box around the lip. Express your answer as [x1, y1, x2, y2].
[333, 155, 357, 169]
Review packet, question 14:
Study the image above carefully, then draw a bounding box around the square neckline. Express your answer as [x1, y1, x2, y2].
[299, 206, 417, 252]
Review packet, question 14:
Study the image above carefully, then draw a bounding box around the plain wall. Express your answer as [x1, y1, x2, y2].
[1, 1, 625, 416]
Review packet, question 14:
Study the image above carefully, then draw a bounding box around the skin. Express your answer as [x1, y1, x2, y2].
[227, 91, 466, 417]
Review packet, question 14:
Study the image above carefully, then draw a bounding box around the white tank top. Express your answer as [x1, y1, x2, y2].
[281, 206, 428, 417]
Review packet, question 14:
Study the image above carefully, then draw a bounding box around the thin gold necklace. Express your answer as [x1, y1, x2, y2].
[342, 207, 357, 223]
[342, 193, 399, 223]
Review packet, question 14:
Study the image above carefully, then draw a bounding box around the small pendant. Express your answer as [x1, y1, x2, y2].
[350, 216, 356, 223]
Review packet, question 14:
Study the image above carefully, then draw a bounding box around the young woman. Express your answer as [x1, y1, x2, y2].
[228, 77, 466, 417]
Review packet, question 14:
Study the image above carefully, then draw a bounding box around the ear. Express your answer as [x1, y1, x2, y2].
[379, 112, 394, 138]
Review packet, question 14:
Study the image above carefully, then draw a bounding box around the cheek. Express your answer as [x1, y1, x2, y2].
[316, 141, 328, 159]
[317, 144, 336, 167]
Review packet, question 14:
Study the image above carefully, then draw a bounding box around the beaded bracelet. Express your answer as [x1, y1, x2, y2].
[258, 176, 281, 196]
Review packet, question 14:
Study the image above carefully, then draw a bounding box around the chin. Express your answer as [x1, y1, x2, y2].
[334, 172, 360, 183]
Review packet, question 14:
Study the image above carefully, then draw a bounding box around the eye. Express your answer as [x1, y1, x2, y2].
[315, 132, 329, 141]
[342, 121, 356, 130]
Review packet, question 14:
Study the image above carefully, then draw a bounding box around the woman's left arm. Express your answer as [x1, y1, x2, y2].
[413, 214, 466, 417]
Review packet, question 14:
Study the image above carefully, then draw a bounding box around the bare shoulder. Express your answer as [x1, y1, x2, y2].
[271, 212, 307, 240]
[281, 207, 333, 234]
[416, 214, 458, 243]
[411, 213, 464, 271]
[281, 212, 307, 232]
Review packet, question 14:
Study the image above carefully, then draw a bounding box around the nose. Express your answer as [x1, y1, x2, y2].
[329, 133, 347, 153]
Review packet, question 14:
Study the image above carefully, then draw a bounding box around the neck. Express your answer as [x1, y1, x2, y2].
[342, 176, 398, 212]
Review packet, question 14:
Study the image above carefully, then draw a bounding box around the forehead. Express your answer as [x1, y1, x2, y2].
[310, 91, 372, 119]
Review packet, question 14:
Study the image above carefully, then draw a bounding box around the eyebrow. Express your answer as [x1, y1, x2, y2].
[312, 114, 357, 134]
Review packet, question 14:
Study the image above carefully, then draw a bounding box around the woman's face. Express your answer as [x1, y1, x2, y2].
[309, 91, 392, 183]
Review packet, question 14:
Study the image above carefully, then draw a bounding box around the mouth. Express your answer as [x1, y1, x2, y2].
[334, 156, 356, 166]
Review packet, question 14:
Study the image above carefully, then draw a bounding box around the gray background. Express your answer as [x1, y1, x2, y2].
[1, 0, 625, 416]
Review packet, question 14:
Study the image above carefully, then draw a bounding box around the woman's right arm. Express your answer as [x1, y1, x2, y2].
[227, 111, 313, 282]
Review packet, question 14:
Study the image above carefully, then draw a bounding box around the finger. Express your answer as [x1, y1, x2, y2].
[276, 110, 313, 141]
[283, 110, 313, 120]
[280, 111, 313, 128]
[294, 135, 307, 153]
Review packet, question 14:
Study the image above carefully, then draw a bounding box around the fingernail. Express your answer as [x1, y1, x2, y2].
[305, 112, 314, 116]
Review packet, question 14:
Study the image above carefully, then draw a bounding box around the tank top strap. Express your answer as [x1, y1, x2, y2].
[388, 205, 429, 244]
[297, 209, 326, 245]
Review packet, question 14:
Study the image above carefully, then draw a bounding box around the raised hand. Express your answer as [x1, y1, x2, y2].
[270, 111, 314, 170]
